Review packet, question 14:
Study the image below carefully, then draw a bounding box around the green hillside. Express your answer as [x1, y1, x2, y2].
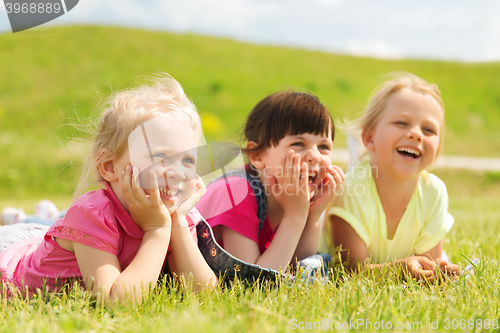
[0, 25, 499, 201]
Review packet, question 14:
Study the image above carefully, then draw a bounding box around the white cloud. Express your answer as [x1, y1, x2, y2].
[0, 3, 10, 32]
[346, 39, 404, 60]
[157, 0, 279, 33]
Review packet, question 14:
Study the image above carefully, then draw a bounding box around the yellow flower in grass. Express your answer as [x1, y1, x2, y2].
[201, 112, 226, 140]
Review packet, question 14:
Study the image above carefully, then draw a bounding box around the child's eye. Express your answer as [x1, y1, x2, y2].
[152, 153, 167, 159]
[183, 157, 196, 165]
[395, 121, 407, 126]
[291, 142, 304, 147]
[424, 128, 436, 135]
[319, 144, 331, 150]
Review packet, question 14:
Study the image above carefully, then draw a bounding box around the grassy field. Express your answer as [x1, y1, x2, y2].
[0, 25, 500, 205]
[0, 26, 499, 332]
[0, 169, 499, 332]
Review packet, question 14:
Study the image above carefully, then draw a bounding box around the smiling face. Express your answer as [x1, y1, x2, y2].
[362, 89, 443, 180]
[125, 115, 199, 208]
[253, 131, 333, 196]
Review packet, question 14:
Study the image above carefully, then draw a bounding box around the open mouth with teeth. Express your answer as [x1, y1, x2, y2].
[159, 188, 181, 198]
[300, 173, 318, 186]
[397, 147, 421, 159]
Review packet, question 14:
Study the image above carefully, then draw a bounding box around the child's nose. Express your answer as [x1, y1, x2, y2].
[408, 126, 423, 141]
[165, 162, 186, 181]
[304, 146, 321, 164]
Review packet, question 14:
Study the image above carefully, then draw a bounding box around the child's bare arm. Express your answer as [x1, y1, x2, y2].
[417, 239, 444, 261]
[167, 178, 217, 289]
[331, 214, 370, 269]
[168, 220, 217, 290]
[221, 151, 309, 271]
[332, 215, 441, 281]
[416, 240, 460, 277]
[74, 226, 170, 304]
[294, 165, 344, 261]
[75, 166, 172, 304]
[220, 217, 305, 271]
[220, 227, 262, 264]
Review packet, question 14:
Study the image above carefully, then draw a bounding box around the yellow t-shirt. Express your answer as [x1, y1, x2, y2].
[318, 161, 454, 263]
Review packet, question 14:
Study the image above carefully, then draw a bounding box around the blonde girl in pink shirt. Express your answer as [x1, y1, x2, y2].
[0, 74, 217, 303]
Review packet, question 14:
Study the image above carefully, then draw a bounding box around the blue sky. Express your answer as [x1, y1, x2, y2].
[1, 0, 499, 62]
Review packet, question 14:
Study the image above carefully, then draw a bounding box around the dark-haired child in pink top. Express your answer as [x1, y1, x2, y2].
[197, 91, 345, 272]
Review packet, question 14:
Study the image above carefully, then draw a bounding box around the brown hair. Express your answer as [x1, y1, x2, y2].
[243, 91, 334, 158]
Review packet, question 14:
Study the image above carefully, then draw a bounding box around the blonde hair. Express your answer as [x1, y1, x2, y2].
[72, 73, 201, 202]
[348, 73, 445, 159]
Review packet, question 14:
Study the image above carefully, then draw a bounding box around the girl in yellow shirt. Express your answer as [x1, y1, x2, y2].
[319, 73, 459, 282]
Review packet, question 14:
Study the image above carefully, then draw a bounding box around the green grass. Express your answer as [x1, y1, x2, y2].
[1, 25, 500, 202]
[2, 268, 499, 333]
[0, 169, 498, 333]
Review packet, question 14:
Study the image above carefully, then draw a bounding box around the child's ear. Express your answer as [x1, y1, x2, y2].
[97, 149, 119, 182]
[361, 127, 375, 151]
[245, 141, 265, 169]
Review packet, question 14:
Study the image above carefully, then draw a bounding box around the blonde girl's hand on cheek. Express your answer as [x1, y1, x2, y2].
[268, 150, 310, 220]
[173, 176, 206, 219]
[308, 165, 345, 220]
[120, 165, 172, 232]
[165, 176, 217, 288]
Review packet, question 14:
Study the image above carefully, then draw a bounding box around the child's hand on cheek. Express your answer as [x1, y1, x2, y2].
[120, 165, 172, 232]
[309, 165, 345, 220]
[268, 150, 310, 220]
[172, 176, 206, 220]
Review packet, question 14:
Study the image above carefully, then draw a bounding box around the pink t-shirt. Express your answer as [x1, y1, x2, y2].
[0, 182, 201, 293]
[196, 176, 275, 254]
